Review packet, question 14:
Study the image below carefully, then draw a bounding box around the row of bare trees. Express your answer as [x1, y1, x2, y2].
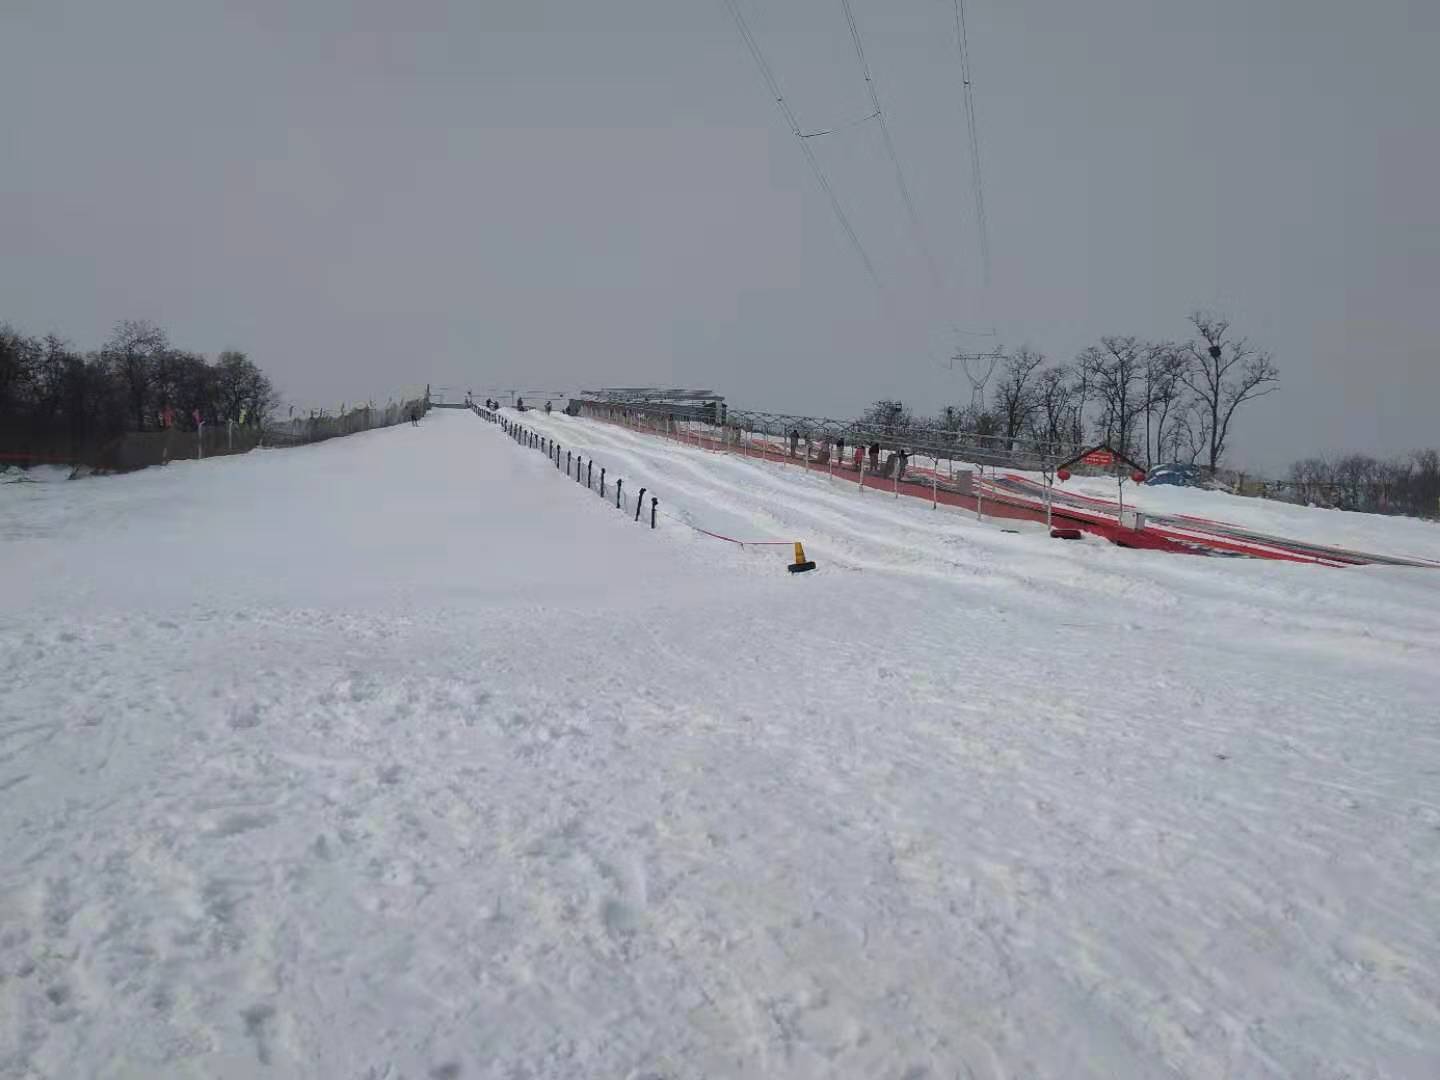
[859, 312, 1280, 472]
[1286, 451, 1440, 518]
[1, 319, 277, 457]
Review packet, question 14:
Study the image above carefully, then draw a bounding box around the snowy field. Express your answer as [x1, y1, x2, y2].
[1048, 473, 1440, 564]
[3, 408, 1439, 1079]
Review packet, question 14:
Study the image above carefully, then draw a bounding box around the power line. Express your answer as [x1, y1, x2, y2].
[798, 108, 880, 139]
[951, 0, 992, 292]
[720, 0, 883, 290]
[837, 0, 944, 291]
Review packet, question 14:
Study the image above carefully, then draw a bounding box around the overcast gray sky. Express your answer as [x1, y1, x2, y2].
[3, 0, 1436, 470]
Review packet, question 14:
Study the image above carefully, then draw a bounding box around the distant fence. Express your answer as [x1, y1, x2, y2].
[261, 397, 429, 449]
[1, 395, 430, 475]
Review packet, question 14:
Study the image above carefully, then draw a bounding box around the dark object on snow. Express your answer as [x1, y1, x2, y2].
[1146, 463, 1205, 488]
[788, 541, 816, 573]
[1050, 527, 1083, 540]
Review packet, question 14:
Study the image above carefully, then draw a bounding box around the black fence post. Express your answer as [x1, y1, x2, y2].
[600, 468, 606, 497]
[567, 450, 572, 474]
[588, 461, 593, 489]
[616, 478, 623, 509]
[635, 488, 646, 522]
[651, 497, 657, 529]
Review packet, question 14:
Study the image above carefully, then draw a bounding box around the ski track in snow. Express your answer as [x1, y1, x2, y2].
[2, 410, 1438, 1079]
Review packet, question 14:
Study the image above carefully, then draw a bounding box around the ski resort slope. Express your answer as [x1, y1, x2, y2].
[2, 409, 1439, 1080]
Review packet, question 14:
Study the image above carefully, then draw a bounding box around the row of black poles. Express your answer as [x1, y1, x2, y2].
[497, 416, 658, 528]
[467, 402, 499, 423]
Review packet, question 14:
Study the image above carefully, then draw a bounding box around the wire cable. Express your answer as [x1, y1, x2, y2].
[952, 0, 992, 291]
[838, 0, 945, 291]
[720, 0, 884, 289]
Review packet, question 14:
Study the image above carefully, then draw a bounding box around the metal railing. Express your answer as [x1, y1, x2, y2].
[571, 399, 1082, 475]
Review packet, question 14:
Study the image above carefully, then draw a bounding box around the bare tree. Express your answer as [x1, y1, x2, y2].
[1175, 401, 1212, 465]
[857, 400, 913, 445]
[1287, 456, 1332, 505]
[1034, 364, 1077, 449]
[1069, 347, 1102, 447]
[103, 319, 168, 431]
[1082, 335, 1147, 456]
[214, 350, 277, 424]
[934, 404, 967, 452]
[1181, 311, 1279, 472]
[991, 346, 1046, 450]
[1141, 342, 1187, 466]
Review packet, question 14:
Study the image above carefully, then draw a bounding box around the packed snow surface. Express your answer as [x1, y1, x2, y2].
[3, 409, 1439, 1079]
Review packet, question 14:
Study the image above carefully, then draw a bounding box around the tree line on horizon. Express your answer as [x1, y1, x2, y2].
[0, 319, 278, 454]
[858, 312, 1281, 474]
[852, 310, 1436, 519]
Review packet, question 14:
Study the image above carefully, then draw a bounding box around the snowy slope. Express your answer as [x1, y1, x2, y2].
[1007, 467, 1440, 564]
[3, 409, 1439, 1079]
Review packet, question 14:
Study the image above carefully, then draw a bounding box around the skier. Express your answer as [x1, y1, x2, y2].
[789, 429, 800, 458]
[896, 448, 908, 482]
[869, 442, 880, 470]
[410, 407, 420, 427]
[544, 401, 552, 415]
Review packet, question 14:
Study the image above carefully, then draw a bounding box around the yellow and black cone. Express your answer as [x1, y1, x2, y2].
[788, 541, 817, 574]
